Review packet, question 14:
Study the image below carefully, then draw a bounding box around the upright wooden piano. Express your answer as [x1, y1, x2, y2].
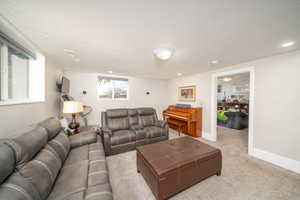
[163, 105, 202, 138]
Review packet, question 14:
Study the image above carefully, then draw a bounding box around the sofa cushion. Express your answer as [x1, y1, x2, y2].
[4, 126, 48, 167]
[63, 192, 84, 200]
[69, 133, 97, 149]
[39, 117, 61, 140]
[47, 161, 89, 200]
[145, 126, 164, 138]
[0, 172, 42, 200]
[134, 129, 147, 140]
[64, 145, 89, 166]
[139, 115, 156, 127]
[110, 130, 136, 145]
[137, 107, 155, 115]
[18, 147, 62, 199]
[128, 109, 139, 126]
[85, 184, 113, 200]
[88, 160, 109, 187]
[107, 117, 129, 132]
[47, 132, 70, 163]
[0, 144, 15, 184]
[106, 109, 128, 118]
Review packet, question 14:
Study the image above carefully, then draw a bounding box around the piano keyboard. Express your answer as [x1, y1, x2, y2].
[163, 113, 188, 120]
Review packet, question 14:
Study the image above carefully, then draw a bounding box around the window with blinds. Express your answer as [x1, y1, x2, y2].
[0, 30, 44, 105]
[0, 39, 30, 101]
[97, 76, 129, 100]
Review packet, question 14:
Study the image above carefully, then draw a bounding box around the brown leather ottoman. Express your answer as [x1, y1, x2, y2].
[137, 136, 222, 200]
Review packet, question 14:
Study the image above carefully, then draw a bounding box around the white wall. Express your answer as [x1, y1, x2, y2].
[64, 71, 169, 125]
[0, 60, 62, 137]
[167, 51, 300, 162]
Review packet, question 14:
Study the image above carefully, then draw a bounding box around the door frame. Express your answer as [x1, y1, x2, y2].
[210, 66, 255, 155]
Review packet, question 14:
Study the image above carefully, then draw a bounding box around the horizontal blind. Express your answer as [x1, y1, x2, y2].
[0, 31, 36, 60]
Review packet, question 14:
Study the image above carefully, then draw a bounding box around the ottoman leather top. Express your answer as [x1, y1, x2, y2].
[137, 136, 221, 176]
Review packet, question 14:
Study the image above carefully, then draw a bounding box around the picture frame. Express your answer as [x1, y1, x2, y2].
[178, 85, 196, 102]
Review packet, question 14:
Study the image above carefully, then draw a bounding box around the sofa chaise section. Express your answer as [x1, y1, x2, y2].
[0, 117, 113, 200]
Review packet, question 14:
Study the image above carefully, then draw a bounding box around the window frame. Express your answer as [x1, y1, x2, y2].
[97, 76, 129, 101]
[0, 44, 45, 106]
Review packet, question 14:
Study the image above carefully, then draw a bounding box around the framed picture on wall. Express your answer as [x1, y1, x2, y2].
[178, 85, 196, 102]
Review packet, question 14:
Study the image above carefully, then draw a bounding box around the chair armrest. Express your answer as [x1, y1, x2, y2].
[101, 126, 113, 136]
[69, 133, 97, 148]
[154, 120, 167, 128]
[100, 126, 113, 156]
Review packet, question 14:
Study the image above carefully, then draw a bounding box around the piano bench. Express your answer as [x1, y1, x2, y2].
[167, 119, 186, 136]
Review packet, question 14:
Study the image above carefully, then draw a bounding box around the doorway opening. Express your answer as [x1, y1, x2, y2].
[211, 67, 255, 155]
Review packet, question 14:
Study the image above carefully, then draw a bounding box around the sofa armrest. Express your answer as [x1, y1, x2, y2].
[100, 127, 112, 156]
[101, 126, 113, 136]
[154, 120, 167, 128]
[69, 133, 97, 148]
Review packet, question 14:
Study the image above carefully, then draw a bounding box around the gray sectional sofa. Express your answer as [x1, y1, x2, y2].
[101, 107, 169, 156]
[0, 117, 113, 200]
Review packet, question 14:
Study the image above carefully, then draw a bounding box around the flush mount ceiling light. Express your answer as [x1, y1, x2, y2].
[177, 72, 182, 76]
[153, 48, 174, 60]
[223, 77, 232, 82]
[281, 41, 295, 47]
[211, 60, 219, 65]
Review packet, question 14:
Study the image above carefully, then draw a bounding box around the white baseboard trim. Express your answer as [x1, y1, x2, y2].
[251, 148, 300, 174]
[202, 132, 215, 141]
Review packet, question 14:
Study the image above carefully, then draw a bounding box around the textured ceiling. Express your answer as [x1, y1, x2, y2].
[0, 0, 299, 79]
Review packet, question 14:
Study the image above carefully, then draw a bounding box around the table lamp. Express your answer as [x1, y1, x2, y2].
[63, 101, 83, 134]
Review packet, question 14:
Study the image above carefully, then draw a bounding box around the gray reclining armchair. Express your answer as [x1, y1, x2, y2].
[101, 108, 168, 156]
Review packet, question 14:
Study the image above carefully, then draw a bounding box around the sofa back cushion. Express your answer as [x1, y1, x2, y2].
[47, 132, 70, 163]
[0, 144, 15, 184]
[0, 171, 42, 200]
[137, 108, 158, 127]
[128, 109, 139, 126]
[18, 147, 62, 200]
[39, 117, 61, 140]
[4, 126, 48, 167]
[105, 109, 129, 131]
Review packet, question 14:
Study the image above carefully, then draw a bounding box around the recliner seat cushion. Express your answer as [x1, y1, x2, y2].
[85, 184, 113, 200]
[110, 130, 136, 145]
[47, 161, 89, 200]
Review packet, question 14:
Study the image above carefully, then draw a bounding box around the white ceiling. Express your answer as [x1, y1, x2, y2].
[0, 0, 299, 79]
[218, 72, 250, 84]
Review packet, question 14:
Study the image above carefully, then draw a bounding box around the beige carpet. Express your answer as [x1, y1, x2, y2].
[106, 127, 300, 200]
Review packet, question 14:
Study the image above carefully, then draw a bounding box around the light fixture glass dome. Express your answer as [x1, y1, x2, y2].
[153, 48, 174, 60]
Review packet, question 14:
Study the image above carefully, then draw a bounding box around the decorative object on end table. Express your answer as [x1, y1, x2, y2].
[178, 85, 196, 102]
[63, 101, 83, 134]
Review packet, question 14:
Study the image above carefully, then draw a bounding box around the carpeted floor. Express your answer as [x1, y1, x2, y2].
[106, 127, 300, 200]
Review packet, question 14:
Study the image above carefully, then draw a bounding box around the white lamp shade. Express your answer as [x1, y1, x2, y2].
[63, 101, 84, 114]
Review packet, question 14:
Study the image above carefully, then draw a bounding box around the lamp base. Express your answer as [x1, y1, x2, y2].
[69, 114, 80, 134]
